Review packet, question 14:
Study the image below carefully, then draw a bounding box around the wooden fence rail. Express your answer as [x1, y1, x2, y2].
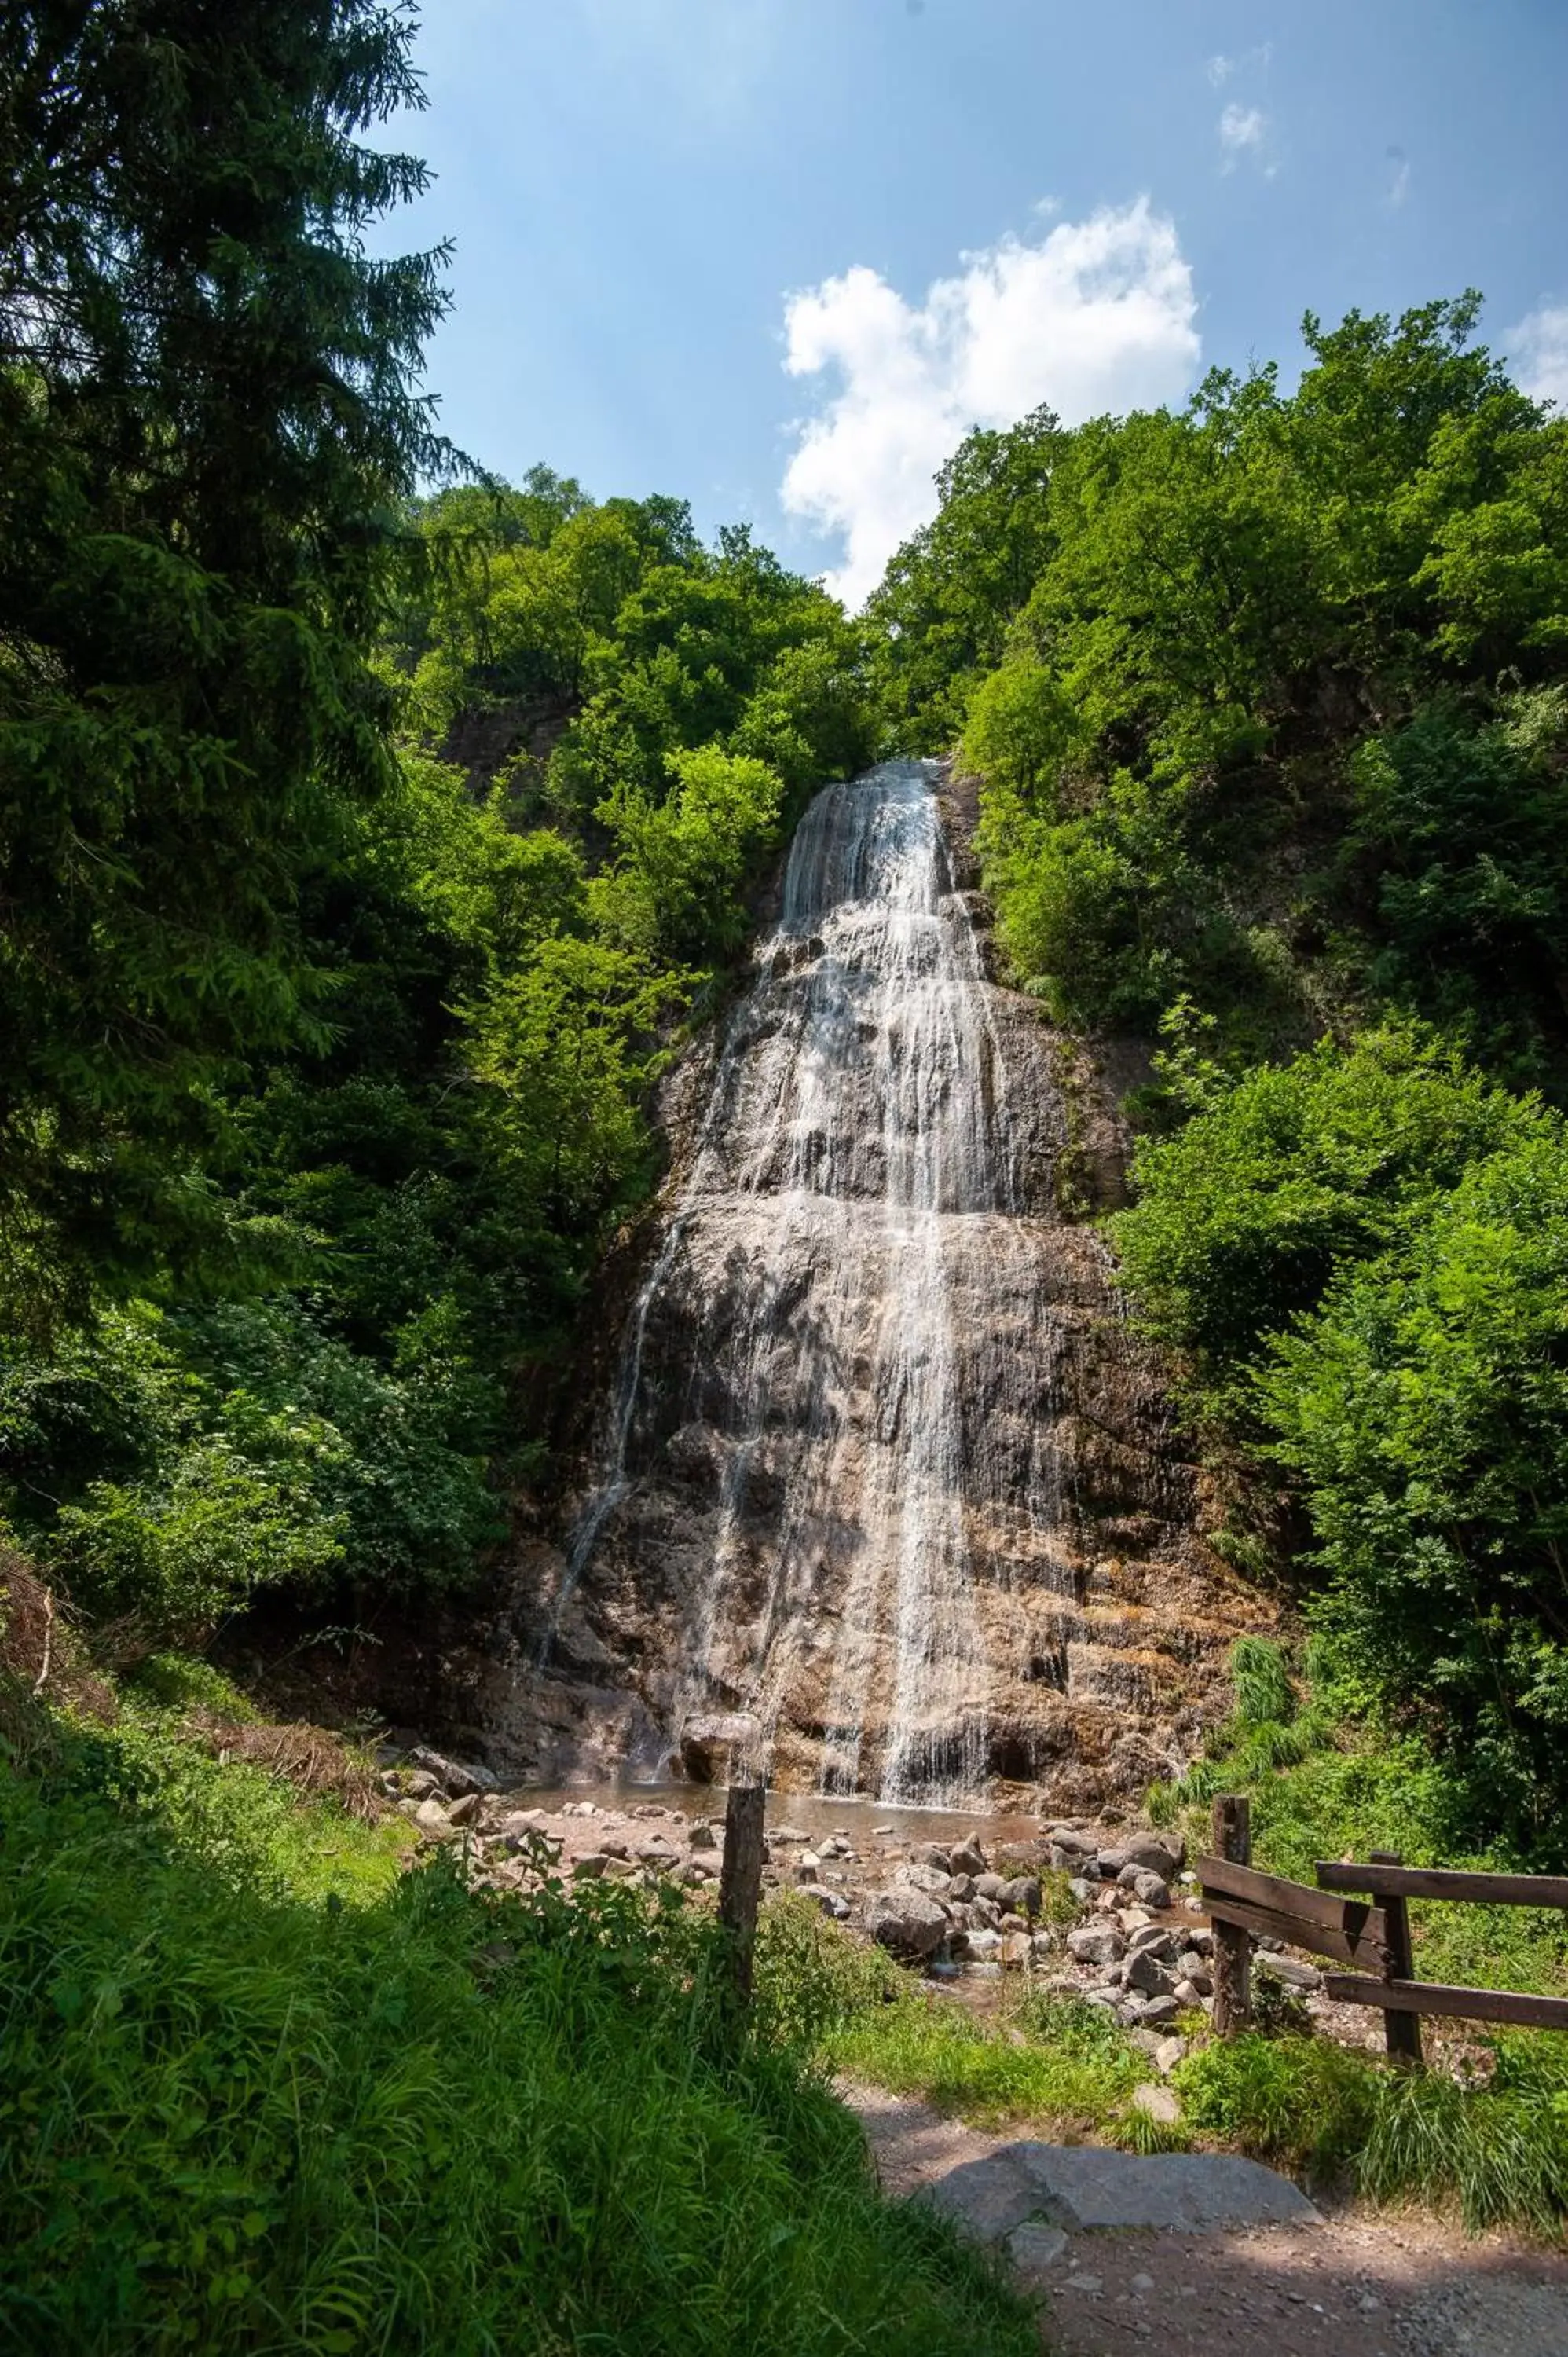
[1196, 1795, 1568, 2063]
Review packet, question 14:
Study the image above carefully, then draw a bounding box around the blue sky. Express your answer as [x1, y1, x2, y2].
[384, 0, 1568, 605]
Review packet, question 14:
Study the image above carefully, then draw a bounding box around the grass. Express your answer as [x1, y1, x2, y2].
[0, 1707, 1038, 2356]
[1178, 2030, 1568, 2233]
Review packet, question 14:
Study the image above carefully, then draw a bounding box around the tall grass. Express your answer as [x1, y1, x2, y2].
[1178, 2030, 1568, 2233]
[0, 1740, 1035, 2355]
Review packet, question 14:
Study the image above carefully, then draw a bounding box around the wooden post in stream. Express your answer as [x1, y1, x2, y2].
[718, 1777, 767, 2000]
[1211, 1794, 1254, 2037]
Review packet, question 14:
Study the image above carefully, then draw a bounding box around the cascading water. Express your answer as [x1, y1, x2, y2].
[521, 760, 1268, 1807]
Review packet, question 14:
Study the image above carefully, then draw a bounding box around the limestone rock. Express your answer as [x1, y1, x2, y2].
[866, 1886, 949, 1959]
[1067, 1923, 1123, 1966]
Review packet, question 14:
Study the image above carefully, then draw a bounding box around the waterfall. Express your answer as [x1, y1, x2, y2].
[530, 759, 1249, 1809]
[550, 761, 1023, 1803]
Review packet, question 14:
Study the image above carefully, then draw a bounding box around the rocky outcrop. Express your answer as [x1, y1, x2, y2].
[490, 760, 1270, 1805]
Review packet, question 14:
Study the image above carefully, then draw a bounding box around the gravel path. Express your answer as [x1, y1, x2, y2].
[844, 2082, 1568, 2355]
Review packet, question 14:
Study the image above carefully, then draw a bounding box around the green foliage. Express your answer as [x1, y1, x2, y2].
[1112, 1026, 1529, 1416]
[1258, 1122, 1568, 1837]
[824, 1976, 1147, 2135]
[1229, 1637, 1298, 1729]
[0, 0, 452, 1321]
[0, 1736, 1033, 2355]
[1178, 2032, 1568, 2232]
[885, 299, 1568, 1080]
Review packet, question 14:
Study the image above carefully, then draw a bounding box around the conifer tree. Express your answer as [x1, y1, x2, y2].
[0, 0, 450, 1318]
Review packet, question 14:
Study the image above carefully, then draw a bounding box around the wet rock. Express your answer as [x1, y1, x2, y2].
[866, 1887, 949, 1959]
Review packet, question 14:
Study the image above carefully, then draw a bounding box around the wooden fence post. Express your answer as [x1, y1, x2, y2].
[1371, 1848, 1423, 2066]
[1211, 1794, 1253, 2037]
[718, 1777, 767, 2001]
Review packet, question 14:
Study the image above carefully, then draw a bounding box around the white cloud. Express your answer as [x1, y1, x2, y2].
[1218, 102, 1267, 161]
[1506, 302, 1568, 407]
[779, 199, 1200, 607]
[1207, 53, 1235, 86]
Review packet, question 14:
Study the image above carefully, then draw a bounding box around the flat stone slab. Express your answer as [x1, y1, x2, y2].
[1016, 2143, 1321, 2231]
[913, 2152, 1046, 2245]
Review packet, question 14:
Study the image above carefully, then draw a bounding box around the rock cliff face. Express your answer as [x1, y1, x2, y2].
[495, 760, 1269, 1805]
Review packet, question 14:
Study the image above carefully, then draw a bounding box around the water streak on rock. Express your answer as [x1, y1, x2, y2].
[526, 761, 1267, 1805]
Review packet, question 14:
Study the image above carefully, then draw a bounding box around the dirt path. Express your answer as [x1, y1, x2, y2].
[844, 2082, 1568, 2355]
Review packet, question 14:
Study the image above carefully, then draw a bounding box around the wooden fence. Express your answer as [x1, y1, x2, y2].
[1198, 1794, 1568, 2064]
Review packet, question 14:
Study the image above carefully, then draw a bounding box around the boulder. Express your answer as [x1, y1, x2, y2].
[687, 1821, 717, 1850]
[914, 1842, 953, 1872]
[1130, 1868, 1171, 1908]
[866, 1887, 949, 1960]
[974, 1871, 1009, 1901]
[1123, 1831, 1184, 1877]
[1003, 1875, 1042, 1920]
[410, 1746, 497, 1799]
[948, 1837, 988, 1877]
[572, 1853, 607, 1879]
[1000, 1933, 1034, 1970]
[1124, 1948, 1176, 1998]
[1066, 1922, 1123, 1967]
[965, 1928, 1003, 1960]
[1095, 1849, 1127, 1879]
[447, 1791, 485, 1828]
[413, 1798, 454, 1838]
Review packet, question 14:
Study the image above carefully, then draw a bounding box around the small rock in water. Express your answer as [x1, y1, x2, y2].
[872, 1824, 895, 1837]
